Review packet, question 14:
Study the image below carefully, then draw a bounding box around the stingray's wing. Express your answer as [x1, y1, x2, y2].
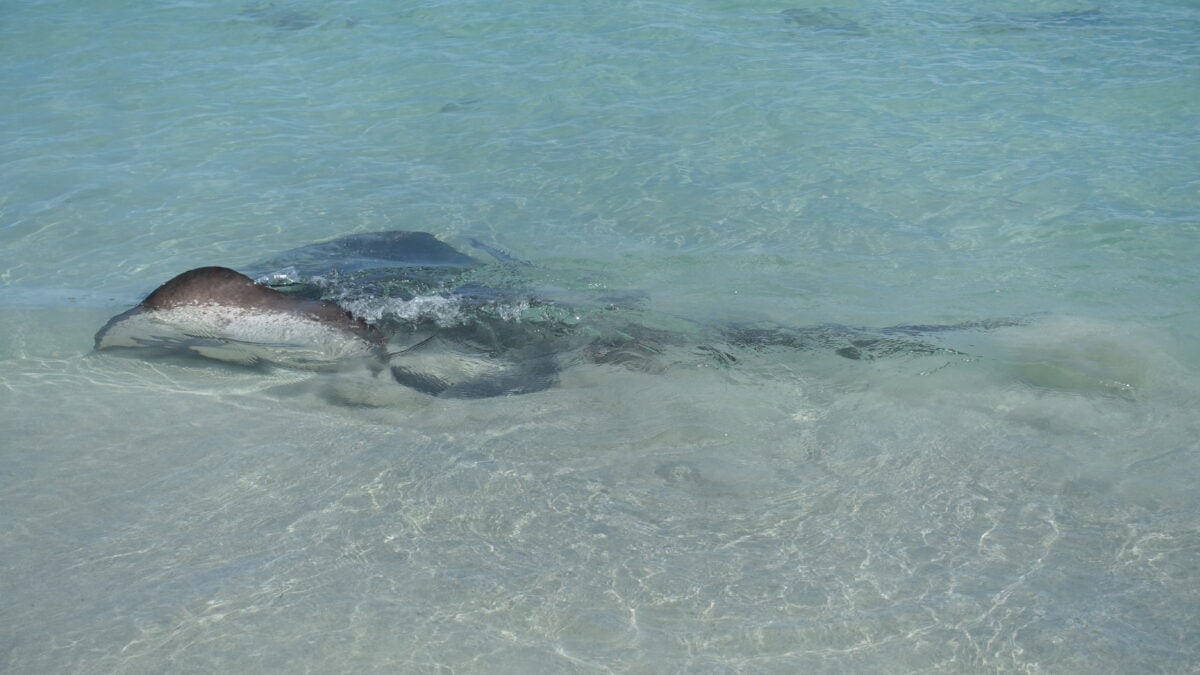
[95, 307, 268, 365]
[94, 305, 380, 369]
[385, 334, 559, 398]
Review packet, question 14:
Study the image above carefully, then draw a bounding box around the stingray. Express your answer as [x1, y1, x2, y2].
[963, 9, 1105, 34]
[780, 8, 868, 36]
[95, 232, 561, 398]
[240, 3, 320, 31]
[95, 231, 1018, 398]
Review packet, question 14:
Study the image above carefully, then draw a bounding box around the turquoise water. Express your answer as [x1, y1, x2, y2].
[2, 1, 1198, 671]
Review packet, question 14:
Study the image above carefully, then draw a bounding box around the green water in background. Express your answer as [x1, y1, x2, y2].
[2, 1, 1198, 671]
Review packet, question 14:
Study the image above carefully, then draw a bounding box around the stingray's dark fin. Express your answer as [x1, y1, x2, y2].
[390, 366, 451, 396]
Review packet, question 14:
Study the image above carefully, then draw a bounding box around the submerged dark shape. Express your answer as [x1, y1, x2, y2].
[780, 8, 868, 36]
[964, 9, 1105, 34]
[439, 98, 483, 114]
[96, 231, 1016, 399]
[240, 3, 320, 31]
[779, 7, 1104, 38]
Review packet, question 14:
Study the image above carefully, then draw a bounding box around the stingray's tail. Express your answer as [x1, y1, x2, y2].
[720, 316, 1030, 361]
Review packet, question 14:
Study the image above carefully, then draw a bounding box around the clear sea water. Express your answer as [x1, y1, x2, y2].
[2, 1, 1198, 671]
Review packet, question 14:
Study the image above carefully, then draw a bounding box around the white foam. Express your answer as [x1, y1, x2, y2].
[341, 294, 467, 326]
[253, 266, 303, 286]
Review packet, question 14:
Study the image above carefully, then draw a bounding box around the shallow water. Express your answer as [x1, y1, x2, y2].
[2, 1, 1198, 671]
